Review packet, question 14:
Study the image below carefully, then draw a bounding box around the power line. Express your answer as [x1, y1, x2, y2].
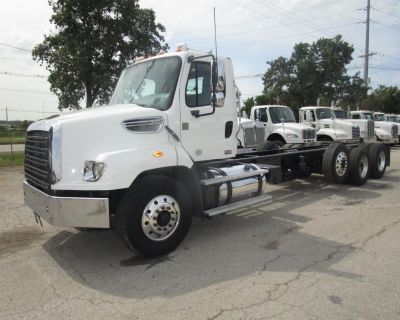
[0, 42, 32, 53]
[0, 108, 58, 114]
[174, 7, 361, 44]
[173, 0, 352, 37]
[0, 71, 47, 79]
[219, 22, 359, 49]
[0, 87, 54, 95]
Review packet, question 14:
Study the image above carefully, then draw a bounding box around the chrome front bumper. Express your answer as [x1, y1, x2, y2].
[23, 181, 110, 228]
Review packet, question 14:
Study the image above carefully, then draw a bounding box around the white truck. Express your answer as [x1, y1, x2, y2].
[374, 112, 400, 143]
[241, 105, 316, 147]
[299, 106, 365, 142]
[350, 111, 399, 144]
[331, 108, 376, 143]
[24, 45, 391, 257]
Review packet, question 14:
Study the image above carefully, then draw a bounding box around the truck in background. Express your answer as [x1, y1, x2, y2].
[299, 106, 363, 142]
[350, 111, 398, 145]
[374, 112, 400, 143]
[238, 105, 316, 149]
[331, 108, 376, 143]
[23, 44, 391, 257]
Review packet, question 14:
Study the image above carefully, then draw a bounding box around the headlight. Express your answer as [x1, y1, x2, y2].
[286, 133, 298, 138]
[83, 161, 106, 182]
[49, 123, 62, 184]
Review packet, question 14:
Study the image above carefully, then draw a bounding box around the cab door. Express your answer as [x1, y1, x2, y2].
[179, 58, 236, 161]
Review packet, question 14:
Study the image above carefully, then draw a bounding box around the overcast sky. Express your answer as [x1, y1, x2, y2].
[0, 0, 399, 120]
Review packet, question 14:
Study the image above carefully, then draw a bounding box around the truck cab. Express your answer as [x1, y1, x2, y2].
[241, 105, 316, 147]
[374, 112, 400, 143]
[299, 106, 361, 142]
[350, 111, 398, 144]
[332, 108, 376, 143]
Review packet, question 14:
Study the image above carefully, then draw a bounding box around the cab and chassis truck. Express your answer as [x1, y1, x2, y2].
[24, 46, 391, 257]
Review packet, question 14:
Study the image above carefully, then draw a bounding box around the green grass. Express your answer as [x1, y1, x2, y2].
[0, 136, 26, 145]
[0, 152, 24, 167]
[0, 131, 26, 145]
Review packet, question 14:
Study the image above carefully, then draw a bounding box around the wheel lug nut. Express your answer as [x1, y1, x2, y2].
[153, 223, 157, 227]
[145, 221, 149, 225]
[157, 227, 161, 231]
[168, 224, 172, 227]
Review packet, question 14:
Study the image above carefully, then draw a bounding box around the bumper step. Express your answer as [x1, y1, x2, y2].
[204, 194, 272, 217]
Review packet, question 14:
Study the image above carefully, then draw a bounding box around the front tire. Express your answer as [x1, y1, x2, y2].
[114, 175, 192, 257]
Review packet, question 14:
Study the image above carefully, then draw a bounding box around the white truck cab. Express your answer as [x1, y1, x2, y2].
[332, 108, 376, 143]
[350, 111, 398, 144]
[299, 106, 361, 142]
[241, 105, 316, 147]
[374, 112, 400, 143]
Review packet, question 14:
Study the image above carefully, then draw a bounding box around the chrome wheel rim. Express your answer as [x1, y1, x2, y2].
[142, 195, 180, 241]
[335, 151, 348, 177]
[378, 151, 386, 172]
[359, 154, 369, 178]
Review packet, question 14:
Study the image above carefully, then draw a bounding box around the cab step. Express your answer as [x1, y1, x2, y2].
[204, 194, 272, 217]
[200, 168, 268, 186]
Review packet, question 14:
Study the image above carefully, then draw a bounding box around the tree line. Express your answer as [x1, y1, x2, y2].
[243, 35, 400, 117]
[33, 1, 399, 114]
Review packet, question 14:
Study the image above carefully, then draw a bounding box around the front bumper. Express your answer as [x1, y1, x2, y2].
[23, 181, 110, 228]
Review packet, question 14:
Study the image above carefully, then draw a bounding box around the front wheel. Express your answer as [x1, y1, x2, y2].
[114, 175, 192, 257]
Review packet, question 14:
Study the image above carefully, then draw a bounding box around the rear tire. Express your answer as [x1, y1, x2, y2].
[322, 143, 350, 184]
[347, 147, 370, 186]
[114, 175, 192, 257]
[368, 143, 387, 179]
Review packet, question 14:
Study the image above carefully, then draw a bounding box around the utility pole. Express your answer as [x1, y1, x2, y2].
[358, 0, 375, 110]
[5, 107, 14, 161]
[364, 0, 371, 84]
[359, 0, 375, 85]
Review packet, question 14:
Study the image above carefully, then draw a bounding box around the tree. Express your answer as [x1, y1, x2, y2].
[33, 0, 167, 110]
[262, 35, 364, 111]
[366, 86, 400, 114]
[241, 97, 255, 117]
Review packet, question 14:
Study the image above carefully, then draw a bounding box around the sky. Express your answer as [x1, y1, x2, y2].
[0, 0, 399, 120]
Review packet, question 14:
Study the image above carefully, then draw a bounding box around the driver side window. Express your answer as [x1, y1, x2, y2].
[185, 62, 211, 108]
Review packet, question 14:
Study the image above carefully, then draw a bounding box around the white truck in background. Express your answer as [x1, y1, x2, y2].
[238, 105, 316, 149]
[331, 108, 376, 143]
[350, 111, 398, 144]
[374, 112, 400, 143]
[23, 44, 391, 257]
[299, 106, 363, 142]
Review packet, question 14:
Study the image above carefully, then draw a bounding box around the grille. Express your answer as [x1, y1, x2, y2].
[367, 120, 374, 137]
[25, 130, 51, 192]
[352, 126, 360, 139]
[392, 125, 399, 139]
[302, 128, 316, 140]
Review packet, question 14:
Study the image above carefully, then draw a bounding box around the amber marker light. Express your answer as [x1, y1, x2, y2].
[153, 150, 164, 158]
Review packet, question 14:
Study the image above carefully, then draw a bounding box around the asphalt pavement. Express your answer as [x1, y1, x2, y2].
[0, 148, 400, 319]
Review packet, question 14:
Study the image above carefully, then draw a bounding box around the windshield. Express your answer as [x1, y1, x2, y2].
[374, 114, 386, 121]
[360, 113, 374, 120]
[334, 110, 347, 119]
[110, 56, 182, 110]
[387, 115, 399, 123]
[269, 107, 296, 123]
[316, 108, 335, 120]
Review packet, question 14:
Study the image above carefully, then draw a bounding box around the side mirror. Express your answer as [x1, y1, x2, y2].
[241, 110, 248, 119]
[280, 117, 285, 123]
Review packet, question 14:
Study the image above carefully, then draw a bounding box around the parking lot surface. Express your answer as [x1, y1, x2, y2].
[1, 148, 400, 320]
